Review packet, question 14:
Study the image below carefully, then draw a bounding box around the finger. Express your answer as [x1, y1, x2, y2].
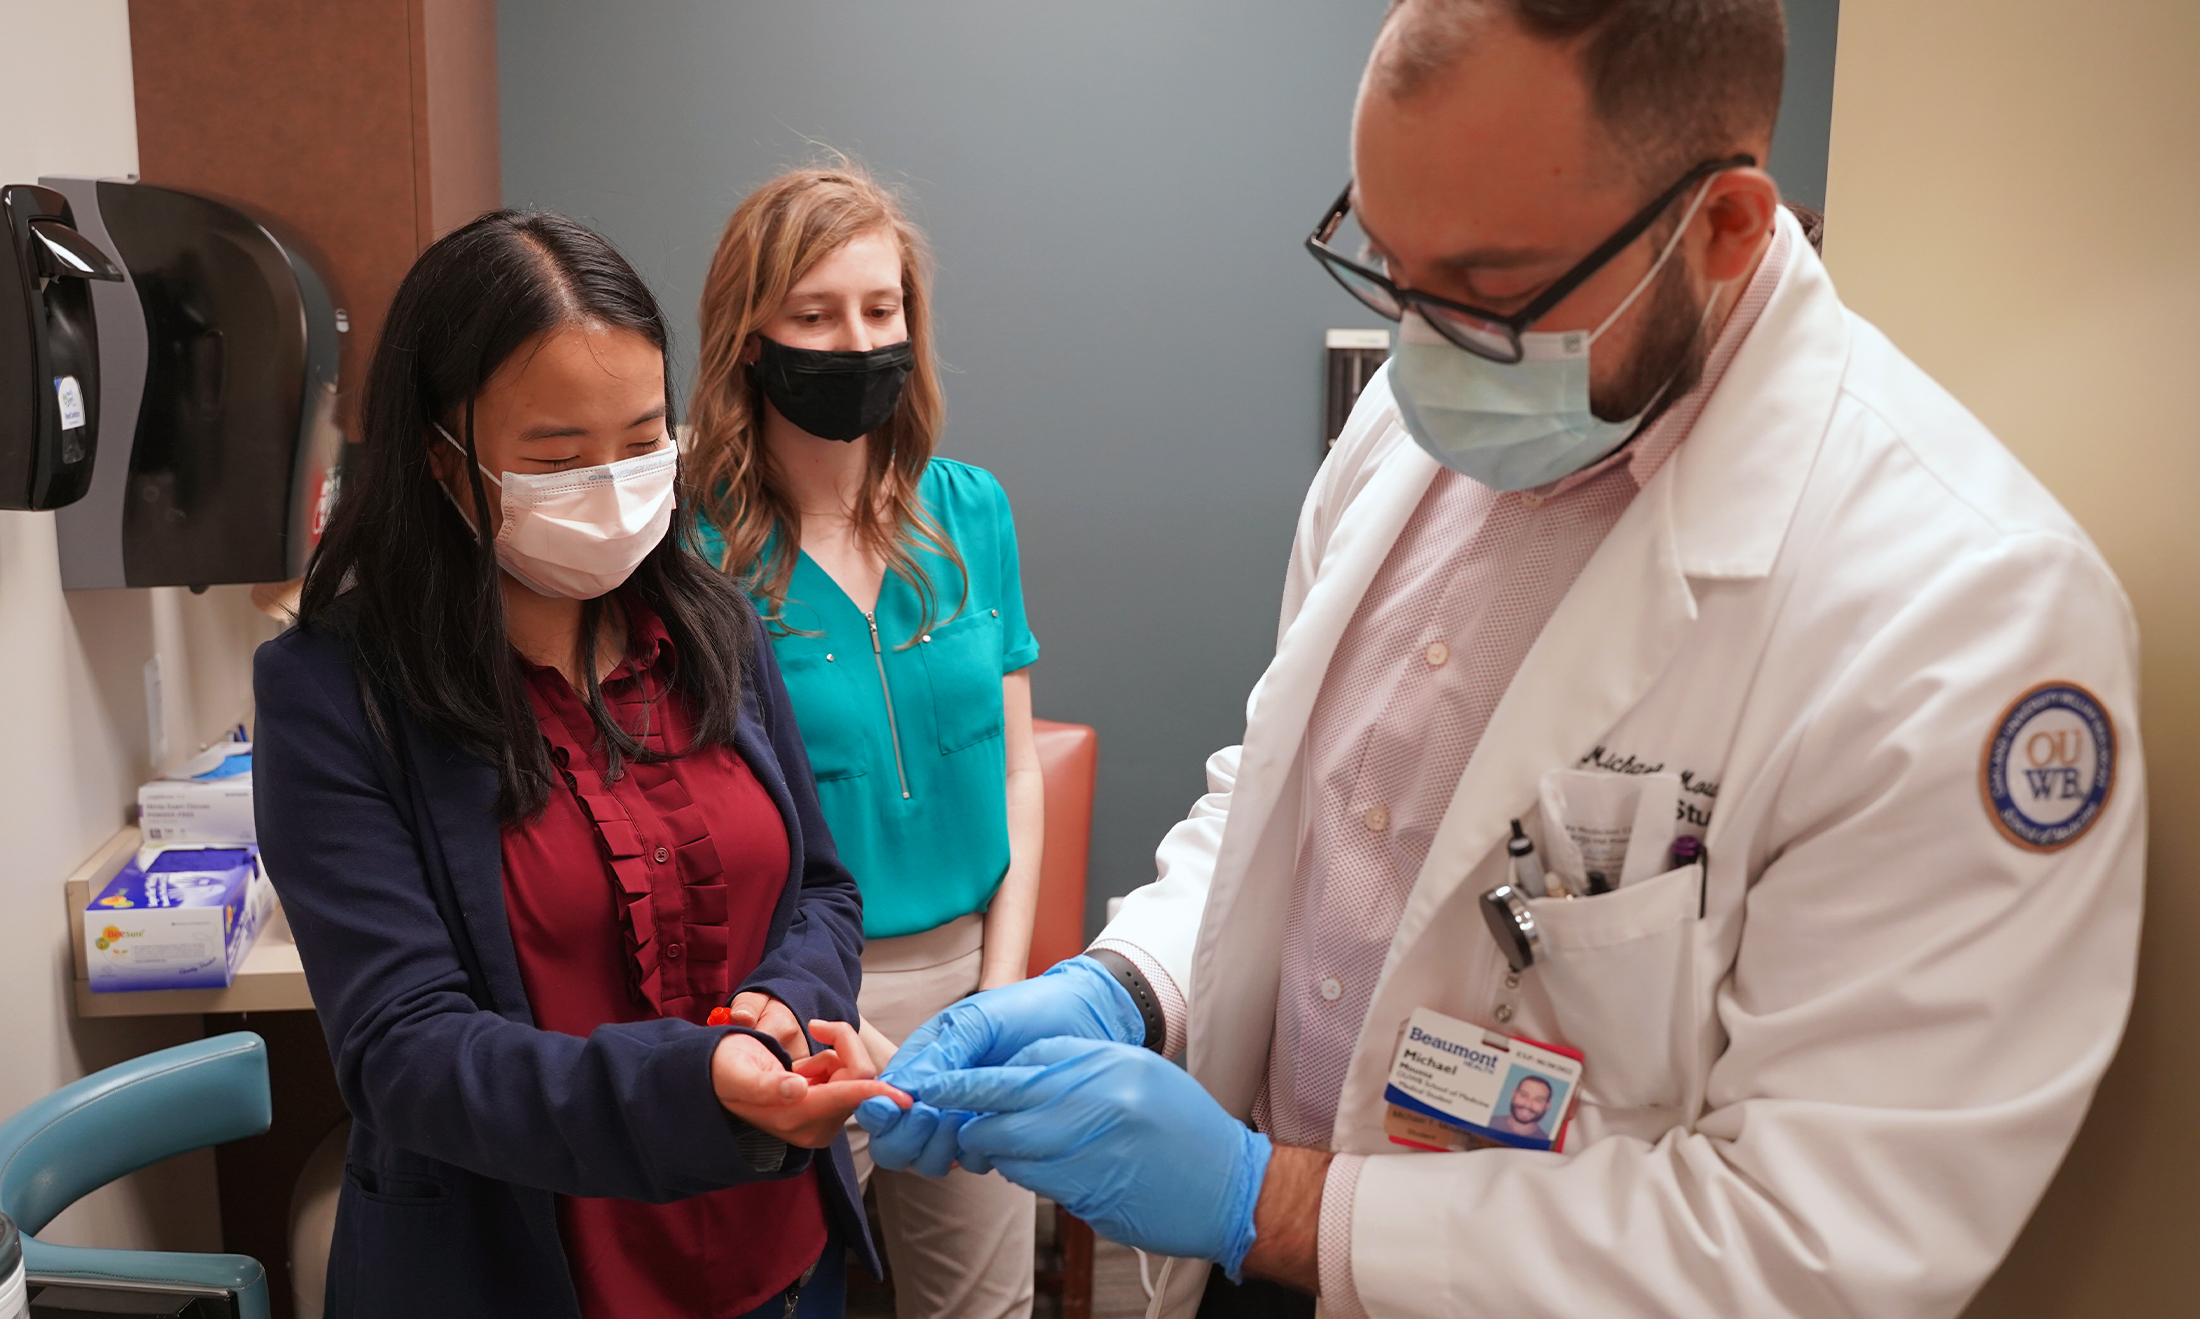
[743, 1080, 911, 1147]
[957, 1140, 996, 1176]
[864, 1099, 942, 1170]
[721, 1059, 809, 1108]
[752, 1072, 809, 1106]
[803, 1078, 912, 1111]
[712, 1033, 802, 1106]
[854, 1094, 910, 1135]
[1002, 1035, 1116, 1069]
[726, 990, 771, 1028]
[909, 1107, 970, 1179]
[914, 1064, 1051, 1115]
[955, 1109, 1076, 1167]
[762, 1003, 811, 1061]
[877, 1038, 945, 1091]
[809, 1020, 874, 1078]
[859, 1018, 899, 1069]
[792, 1049, 841, 1082]
[879, 1002, 993, 1089]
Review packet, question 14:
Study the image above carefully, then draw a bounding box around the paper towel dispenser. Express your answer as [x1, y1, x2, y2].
[45, 177, 342, 591]
[0, 184, 124, 510]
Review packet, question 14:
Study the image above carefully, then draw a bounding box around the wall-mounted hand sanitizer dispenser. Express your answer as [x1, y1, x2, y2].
[0, 184, 124, 510]
[43, 177, 342, 591]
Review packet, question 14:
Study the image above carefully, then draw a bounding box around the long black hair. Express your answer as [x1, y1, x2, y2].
[299, 210, 756, 820]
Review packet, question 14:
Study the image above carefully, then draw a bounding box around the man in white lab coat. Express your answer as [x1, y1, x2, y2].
[857, 2, 2146, 1316]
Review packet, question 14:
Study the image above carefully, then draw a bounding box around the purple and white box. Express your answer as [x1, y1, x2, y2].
[84, 847, 274, 992]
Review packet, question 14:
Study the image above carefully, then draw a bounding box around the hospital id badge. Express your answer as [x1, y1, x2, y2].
[1382, 1007, 1585, 1153]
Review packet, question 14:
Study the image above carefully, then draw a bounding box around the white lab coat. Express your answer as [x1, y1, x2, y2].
[1101, 209, 2145, 1319]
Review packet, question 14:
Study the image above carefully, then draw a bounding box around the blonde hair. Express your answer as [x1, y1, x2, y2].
[690, 160, 962, 639]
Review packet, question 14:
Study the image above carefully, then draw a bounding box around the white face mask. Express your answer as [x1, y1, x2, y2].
[435, 422, 678, 599]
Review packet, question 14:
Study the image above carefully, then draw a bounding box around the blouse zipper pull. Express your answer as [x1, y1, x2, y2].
[866, 611, 912, 800]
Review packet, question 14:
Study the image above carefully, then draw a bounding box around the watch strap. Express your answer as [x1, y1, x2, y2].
[1086, 947, 1168, 1053]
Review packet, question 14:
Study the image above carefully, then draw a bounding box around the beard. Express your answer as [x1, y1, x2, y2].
[1590, 253, 1713, 425]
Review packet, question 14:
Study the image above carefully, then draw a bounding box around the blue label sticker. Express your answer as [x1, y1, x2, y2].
[1981, 682, 2116, 852]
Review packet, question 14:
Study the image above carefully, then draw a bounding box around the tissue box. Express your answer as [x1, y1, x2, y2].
[85, 848, 274, 992]
[138, 776, 254, 846]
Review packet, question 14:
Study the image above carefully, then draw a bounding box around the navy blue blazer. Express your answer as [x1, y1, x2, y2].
[253, 605, 877, 1319]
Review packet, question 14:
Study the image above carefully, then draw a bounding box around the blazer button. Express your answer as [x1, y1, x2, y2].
[666, 942, 685, 960]
[653, 846, 670, 864]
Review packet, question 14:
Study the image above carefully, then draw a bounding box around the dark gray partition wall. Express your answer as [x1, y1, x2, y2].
[500, 0, 1838, 936]
[1775, 0, 1842, 209]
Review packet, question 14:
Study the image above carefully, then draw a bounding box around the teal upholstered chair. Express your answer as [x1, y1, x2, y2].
[0, 1032, 273, 1319]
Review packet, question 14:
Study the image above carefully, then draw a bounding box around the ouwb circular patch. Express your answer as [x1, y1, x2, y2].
[1981, 682, 2116, 852]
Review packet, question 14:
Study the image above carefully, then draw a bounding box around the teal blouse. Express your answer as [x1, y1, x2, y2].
[695, 459, 1040, 938]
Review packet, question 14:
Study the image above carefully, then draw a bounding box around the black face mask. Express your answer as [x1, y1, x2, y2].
[747, 336, 916, 442]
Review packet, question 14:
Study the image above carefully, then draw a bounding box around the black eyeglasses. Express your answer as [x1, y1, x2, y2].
[1305, 154, 1755, 364]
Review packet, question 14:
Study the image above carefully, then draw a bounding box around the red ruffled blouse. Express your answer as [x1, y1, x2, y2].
[501, 604, 827, 1318]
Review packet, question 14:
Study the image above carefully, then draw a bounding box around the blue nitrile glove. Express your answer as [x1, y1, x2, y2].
[856, 955, 1144, 1176]
[920, 1036, 1271, 1280]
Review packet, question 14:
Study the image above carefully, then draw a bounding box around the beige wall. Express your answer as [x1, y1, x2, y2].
[1825, 0, 2200, 1312]
[0, 0, 278, 1254]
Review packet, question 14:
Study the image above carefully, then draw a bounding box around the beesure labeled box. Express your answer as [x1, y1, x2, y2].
[84, 847, 274, 991]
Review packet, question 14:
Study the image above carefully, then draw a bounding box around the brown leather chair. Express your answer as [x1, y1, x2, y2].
[1027, 719, 1099, 978]
[1028, 718, 1100, 1318]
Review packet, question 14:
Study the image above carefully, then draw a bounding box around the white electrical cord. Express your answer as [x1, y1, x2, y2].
[1135, 1248, 1157, 1301]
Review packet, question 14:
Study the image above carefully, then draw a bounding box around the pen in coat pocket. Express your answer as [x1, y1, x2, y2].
[1507, 818, 1549, 898]
[1671, 834, 1709, 918]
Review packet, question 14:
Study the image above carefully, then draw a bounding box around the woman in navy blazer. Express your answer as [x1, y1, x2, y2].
[255, 212, 901, 1319]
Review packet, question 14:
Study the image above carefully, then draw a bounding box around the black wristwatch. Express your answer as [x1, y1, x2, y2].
[1085, 948, 1169, 1053]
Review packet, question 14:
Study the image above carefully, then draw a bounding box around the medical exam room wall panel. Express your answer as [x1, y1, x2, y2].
[0, 0, 276, 1265]
[128, 0, 501, 441]
[1823, 1, 2200, 1314]
[500, 0, 1845, 933]
[498, 0, 1392, 930]
[1768, 0, 1839, 212]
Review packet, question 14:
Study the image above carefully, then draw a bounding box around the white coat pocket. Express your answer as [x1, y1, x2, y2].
[1524, 860, 1702, 1117]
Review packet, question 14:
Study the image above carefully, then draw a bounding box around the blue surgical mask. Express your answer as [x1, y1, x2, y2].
[1389, 181, 1713, 492]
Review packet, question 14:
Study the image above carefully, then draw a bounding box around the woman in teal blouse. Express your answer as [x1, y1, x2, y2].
[688, 163, 1042, 1319]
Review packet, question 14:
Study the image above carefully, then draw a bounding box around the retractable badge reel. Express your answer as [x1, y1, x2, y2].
[1479, 884, 1539, 973]
[1480, 818, 1544, 972]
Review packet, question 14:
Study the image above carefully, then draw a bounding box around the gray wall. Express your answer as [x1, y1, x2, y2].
[499, 1, 1838, 936]
[1774, 0, 1842, 209]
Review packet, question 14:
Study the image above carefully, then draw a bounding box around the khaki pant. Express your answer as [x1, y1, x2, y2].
[849, 913, 1037, 1319]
